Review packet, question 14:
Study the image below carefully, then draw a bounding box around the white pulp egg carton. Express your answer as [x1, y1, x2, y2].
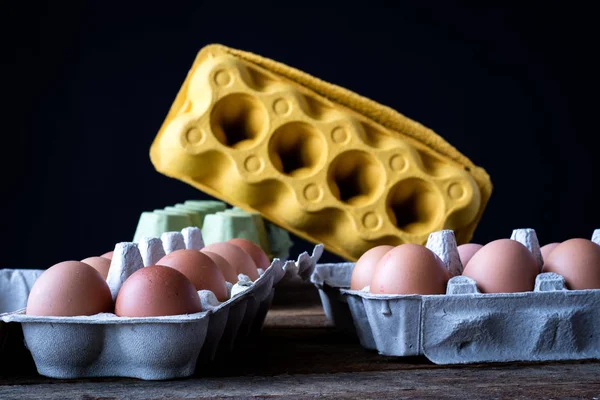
[311, 228, 600, 364]
[1, 227, 324, 380]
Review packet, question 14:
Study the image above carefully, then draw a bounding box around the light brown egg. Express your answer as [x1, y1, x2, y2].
[370, 244, 449, 295]
[202, 242, 258, 281]
[540, 242, 560, 262]
[81, 256, 111, 279]
[350, 245, 394, 290]
[201, 250, 238, 284]
[100, 251, 114, 260]
[542, 238, 600, 290]
[457, 243, 483, 267]
[462, 239, 538, 293]
[156, 249, 228, 301]
[26, 261, 113, 316]
[228, 238, 270, 270]
[115, 265, 202, 317]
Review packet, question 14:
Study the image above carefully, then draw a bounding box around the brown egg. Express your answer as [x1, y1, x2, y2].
[201, 250, 238, 284]
[156, 249, 228, 301]
[370, 244, 449, 295]
[350, 245, 394, 290]
[540, 242, 560, 262]
[26, 261, 113, 316]
[202, 242, 258, 281]
[81, 256, 111, 279]
[100, 251, 114, 260]
[457, 243, 483, 267]
[462, 239, 538, 293]
[115, 265, 202, 317]
[228, 238, 270, 270]
[542, 238, 600, 290]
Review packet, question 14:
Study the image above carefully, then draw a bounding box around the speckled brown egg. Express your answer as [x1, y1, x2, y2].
[228, 238, 270, 270]
[370, 244, 449, 295]
[542, 238, 600, 290]
[81, 256, 111, 279]
[115, 265, 202, 317]
[26, 261, 113, 316]
[457, 243, 483, 267]
[202, 242, 258, 281]
[156, 249, 228, 301]
[462, 239, 538, 293]
[540, 242, 560, 262]
[350, 245, 394, 290]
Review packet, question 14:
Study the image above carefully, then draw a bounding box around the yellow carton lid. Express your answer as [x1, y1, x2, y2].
[150, 44, 492, 261]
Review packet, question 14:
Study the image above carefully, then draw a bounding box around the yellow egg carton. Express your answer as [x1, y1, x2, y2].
[150, 44, 492, 261]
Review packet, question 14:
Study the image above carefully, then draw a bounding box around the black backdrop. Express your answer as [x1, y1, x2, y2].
[3, 2, 599, 269]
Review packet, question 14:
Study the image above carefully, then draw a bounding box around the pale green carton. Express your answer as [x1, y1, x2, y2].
[202, 211, 262, 248]
[229, 208, 293, 260]
[225, 208, 272, 257]
[132, 210, 192, 243]
[164, 206, 203, 228]
[184, 200, 227, 214]
[175, 203, 220, 228]
[132, 200, 294, 260]
[264, 221, 294, 261]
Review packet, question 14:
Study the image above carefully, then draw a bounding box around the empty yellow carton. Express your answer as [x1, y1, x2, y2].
[150, 44, 492, 261]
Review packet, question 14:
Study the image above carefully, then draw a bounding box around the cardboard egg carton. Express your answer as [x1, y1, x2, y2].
[149, 44, 493, 262]
[311, 228, 600, 364]
[1, 228, 323, 380]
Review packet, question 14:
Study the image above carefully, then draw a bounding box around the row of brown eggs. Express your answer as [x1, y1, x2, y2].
[25, 239, 270, 317]
[350, 237, 600, 295]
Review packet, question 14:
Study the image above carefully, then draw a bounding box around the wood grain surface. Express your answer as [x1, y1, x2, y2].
[1, 281, 599, 399]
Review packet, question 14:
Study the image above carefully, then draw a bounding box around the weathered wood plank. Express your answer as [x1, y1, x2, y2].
[1, 364, 599, 399]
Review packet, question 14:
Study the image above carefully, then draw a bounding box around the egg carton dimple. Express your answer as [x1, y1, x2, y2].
[311, 228, 600, 364]
[1, 227, 323, 380]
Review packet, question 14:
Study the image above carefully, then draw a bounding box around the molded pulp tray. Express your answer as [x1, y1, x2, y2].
[0, 269, 44, 364]
[150, 44, 493, 262]
[1, 232, 323, 380]
[311, 228, 600, 364]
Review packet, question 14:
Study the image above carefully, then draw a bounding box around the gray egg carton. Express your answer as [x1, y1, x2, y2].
[1, 228, 323, 380]
[0, 269, 44, 358]
[311, 228, 600, 364]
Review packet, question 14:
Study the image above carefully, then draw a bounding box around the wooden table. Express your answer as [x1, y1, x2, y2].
[1, 281, 599, 399]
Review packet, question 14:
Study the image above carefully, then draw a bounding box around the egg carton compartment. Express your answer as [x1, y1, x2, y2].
[0, 269, 44, 315]
[133, 200, 293, 263]
[1, 229, 323, 380]
[150, 44, 493, 262]
[0, 269, 44, 372]
[310, 228, 600, 364]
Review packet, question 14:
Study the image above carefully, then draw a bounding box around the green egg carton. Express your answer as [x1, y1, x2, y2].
[132, 210, 193, 243]
[264, 221, 294, 261]
[174, 201, 226, 229]
[202, 209, 271, 258]
[132, 200, 293, 260]
[225, 208, 272, 255]
[184, 200, 227, 214]
[164, 206, 204, 228]
[229, 207, 293, 261]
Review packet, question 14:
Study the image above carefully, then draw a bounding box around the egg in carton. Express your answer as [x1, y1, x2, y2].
[149, 44, 493, 263]
[1, 227, 323, 380]
[311, 229, 600, 364]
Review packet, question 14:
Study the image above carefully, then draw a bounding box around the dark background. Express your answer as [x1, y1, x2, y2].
[2, 2, 599, 269]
